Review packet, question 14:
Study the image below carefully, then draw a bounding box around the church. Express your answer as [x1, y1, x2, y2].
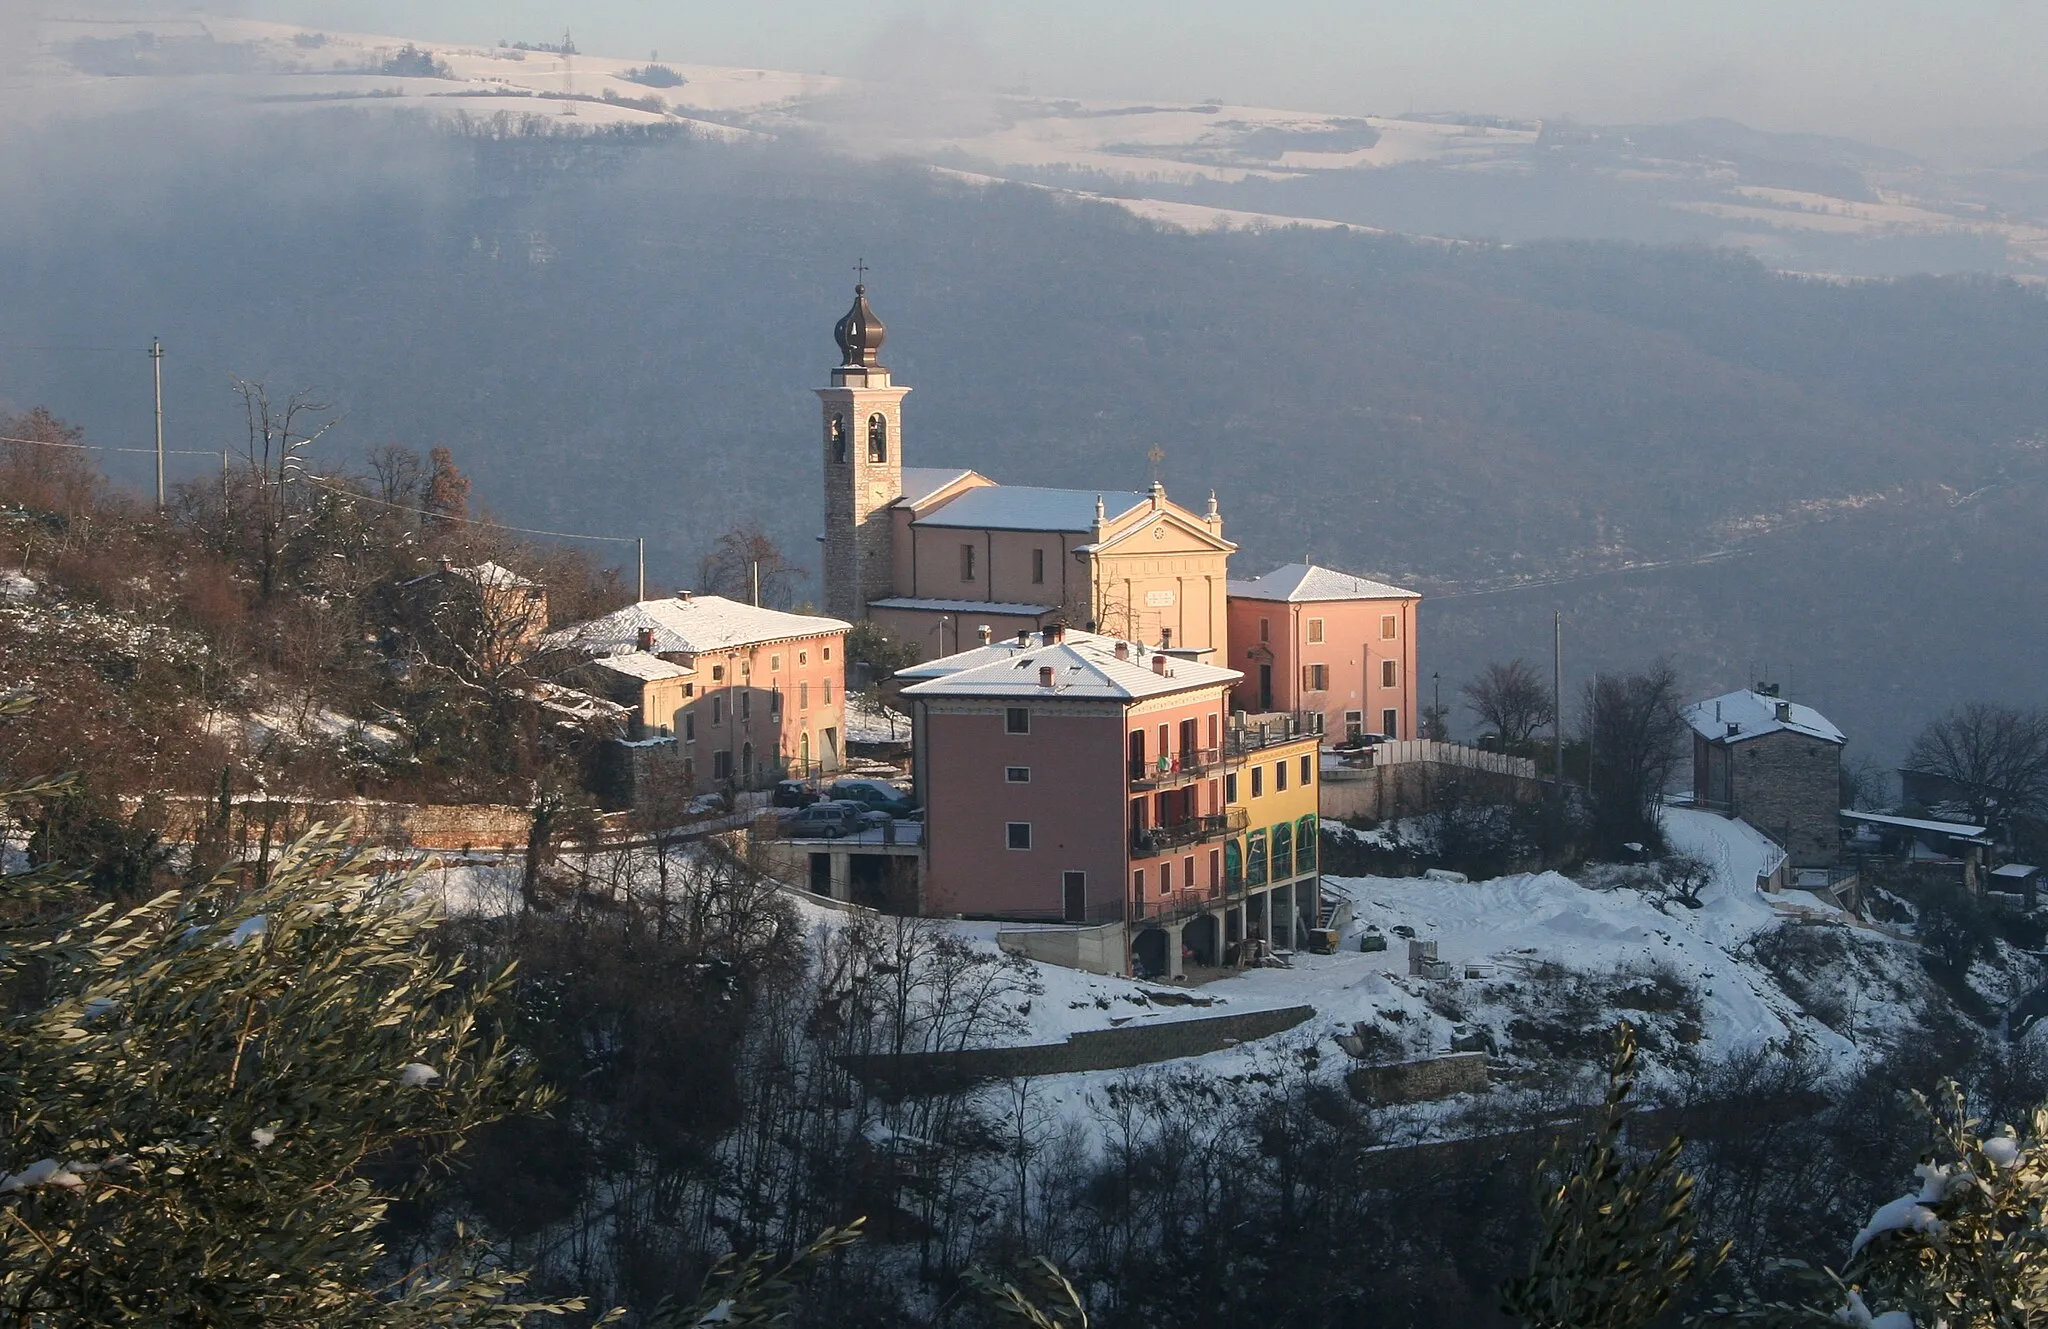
[817, 284, 1236, 661]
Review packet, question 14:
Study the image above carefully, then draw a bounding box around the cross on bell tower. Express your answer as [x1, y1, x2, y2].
[817, 273, 910, 622]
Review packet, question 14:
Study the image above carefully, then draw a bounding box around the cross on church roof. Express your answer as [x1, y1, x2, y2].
[853, 257, 869, 288]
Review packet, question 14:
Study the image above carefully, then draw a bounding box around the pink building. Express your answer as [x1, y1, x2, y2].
[901, 626, 1321, 978]
[1225, 562, 1421, 743]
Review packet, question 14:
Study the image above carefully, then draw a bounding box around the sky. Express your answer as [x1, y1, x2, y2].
[237, 0, 2048, 163]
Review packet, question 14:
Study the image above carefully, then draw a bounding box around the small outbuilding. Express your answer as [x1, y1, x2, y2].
[1682, 686, 1845, 867]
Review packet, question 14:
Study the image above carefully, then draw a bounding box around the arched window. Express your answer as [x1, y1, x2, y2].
[1245, 829, 1268, 888]
[828, 414, 847, 465]
[1296, 815, 1318, 872]
[866, 413, 888, 463]
[1271, 821, 1293, 880]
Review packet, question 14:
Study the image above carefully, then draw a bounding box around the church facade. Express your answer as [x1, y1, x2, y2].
[817, 285, 1235, 661]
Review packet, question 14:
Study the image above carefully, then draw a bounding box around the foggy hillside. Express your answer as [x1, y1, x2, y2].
[2, 112, 2044, 761]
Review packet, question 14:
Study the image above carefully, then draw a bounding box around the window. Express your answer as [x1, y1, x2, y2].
[683, 683, 695, 698]
[1005, 707, 1030, 734]
[771, 654, 782, 672]
[823, 680, 833, 704]
[1132, 868, 1146, 899]
[1207, 713, 1219, 747]
[684, 713, 695, 742]
[867, 413, 888, 462]
[1246, 829, 1268, 887]
[1381, 614, 1398, 640]
[824, 646, 832, 661]
[712, 750, 732, 779]
[800, 682, 810, 710]
[799, 650, 808, 665]
[1251, 766, 1264, 798]
[1183, 855, 1196, 893]
[1006, 766, 1031, 783]
[1007, 822, 1033, 851]
[740, 660, 751, 677]
[770, 691, 782, 718]
[1297, 815, 1318, 871]
[711, 697, 724, 725]
[1224, 840, 1243, 889]
[711, 664, 725, 682]
[1032, 548, 1046, 584]
[1259, 618, 1270, 643]
[1381, 659, 1398, 689]
[1275, 760, 1288, 792]
[961, 544, 977, 581]
[1225, 772, 1239, 803]
[1208, 848, 1221, 889]
[1304, 663, 1329, 691]
[740, 692, 751, 721]
[1383, 707, 1399, 739]
[1344, 710, 1363, 739]
[1300, 754, 1312, 785]
[1063, 872, 1087, 923]
[1160, 859, 1173, 893]
[828, 413, 847, 464]
[1272, 820, 1294, 879]
[1307, 617, 1325, 644]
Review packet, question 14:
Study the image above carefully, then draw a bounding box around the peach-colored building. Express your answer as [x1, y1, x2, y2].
[1225, 562, 1422, 743]
[901, 627, 1321, 978]
[547, 594, 850, 786]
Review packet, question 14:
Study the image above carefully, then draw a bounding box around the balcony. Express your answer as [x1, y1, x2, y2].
[1128, 747, 1237, 790]
[1225, 714, 1320, 757]
[1132, 806, 1249, 856]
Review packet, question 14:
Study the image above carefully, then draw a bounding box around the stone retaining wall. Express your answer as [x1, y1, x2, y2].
[1346, 1052, 1489, 1104]
[1321, 762, 1544, 824]
[123, 796, 536, 853]
[840, 1004, 1315, 1095]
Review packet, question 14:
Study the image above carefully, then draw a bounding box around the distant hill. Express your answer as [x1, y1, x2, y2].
[0, 113, 2043, 762]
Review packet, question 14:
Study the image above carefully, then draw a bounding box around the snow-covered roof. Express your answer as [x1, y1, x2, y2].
[912, 485, 1147, 533]
[1682, 690, 1844, 745]
[1992, 863, 2041, 879]
[588, 651, 694, 682]
[545, 595, 849, 656]
[900, 635, 1240, 701]
[897, 467, 981, 507]
[1226, 561, 1418, 602]
[870, 596, 1054, 616]
[896, 627, 1122, 680]
[402, 559, 537, 590]
[1839, 809, 1990, 839]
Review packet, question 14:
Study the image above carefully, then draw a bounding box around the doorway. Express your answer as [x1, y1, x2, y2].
[1258, 664, 1273, 711]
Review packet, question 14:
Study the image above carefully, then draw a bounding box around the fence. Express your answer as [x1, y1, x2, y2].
[1343, 739, 1538, 778]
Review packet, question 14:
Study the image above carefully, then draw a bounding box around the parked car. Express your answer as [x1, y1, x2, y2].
[827, 778, 918, 817]
[685, 792, 729, 818]
[1334, 732, 1390, 752]
[772, 779, 820, 809]
[777, 800, 868, 839]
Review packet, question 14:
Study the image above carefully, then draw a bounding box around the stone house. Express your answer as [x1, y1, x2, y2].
[1682, 687, 1845, 867]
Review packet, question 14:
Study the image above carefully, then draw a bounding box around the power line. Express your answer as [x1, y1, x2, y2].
[299, 474, 642, 547]
[0, 433, 220, 457]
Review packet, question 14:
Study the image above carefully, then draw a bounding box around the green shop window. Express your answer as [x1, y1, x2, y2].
[1224, 839, 1244, 890]
[1246, 829, 1268, 887]
[1296, 815, 1318, 871]
[1271, 820, 1293, 880]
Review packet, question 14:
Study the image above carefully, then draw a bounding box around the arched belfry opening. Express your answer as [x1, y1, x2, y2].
[867, 413, 888, 463]
[829, 413, 847, 465]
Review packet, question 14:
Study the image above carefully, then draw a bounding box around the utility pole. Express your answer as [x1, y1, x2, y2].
[1552, 610, 1563, 781]
[150, 338, 165, 512]
[1431, 670, 1441, 740]
[636, 537, 646, 602]
[750, 558, 761, 607]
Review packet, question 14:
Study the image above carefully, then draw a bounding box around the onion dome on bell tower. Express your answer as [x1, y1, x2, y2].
[833, 283, 887, 370]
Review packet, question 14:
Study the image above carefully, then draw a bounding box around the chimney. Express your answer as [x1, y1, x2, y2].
[679, 590, 692, 603]
[1046, 622, 1066, 644]
[1114, 641, 1130, 661]
[1161, 626, 1173, 649]
[1038, 665, 1055, 689]
[1726, 722, 1740, 738]
[978, 624, 993, 645]
[1152, 655, 1168, 676]
[635, 627, 655, 652]
[1775, 701, 1792, 723]
[438, 555, 453, 573]
[1015, 628, 1030, 648]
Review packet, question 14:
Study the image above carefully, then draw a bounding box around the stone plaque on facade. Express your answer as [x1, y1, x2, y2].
[1144, 589, 1176, 607]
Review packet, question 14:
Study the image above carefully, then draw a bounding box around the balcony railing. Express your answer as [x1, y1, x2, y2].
[1225, 714, 1320, 757]
[1132, 806, 1249, 855]
[1128, 747, 1236, 789]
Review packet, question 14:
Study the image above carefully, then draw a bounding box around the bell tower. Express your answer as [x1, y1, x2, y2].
[817, 280, 909, 622]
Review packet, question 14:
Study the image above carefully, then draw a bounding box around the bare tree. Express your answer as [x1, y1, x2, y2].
[367, 442, 426, 510]
[233, 379, 340, 601]
[1581, 659, 1687, 858]
[697, 522, 803, 608]
[1906, 701, 2048, 838]
[1463, 658, 1552, 748]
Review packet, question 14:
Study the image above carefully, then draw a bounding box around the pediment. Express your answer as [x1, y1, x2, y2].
[1091, 507, 1235, 555]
